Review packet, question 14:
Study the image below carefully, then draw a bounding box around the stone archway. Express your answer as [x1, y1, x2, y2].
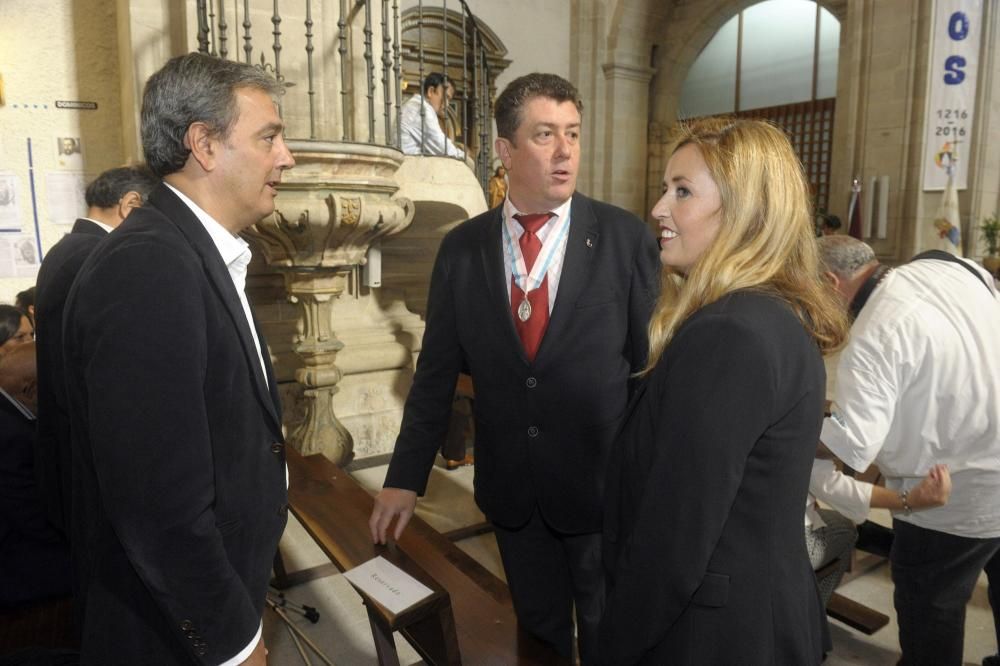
[635, 0, 846, 216]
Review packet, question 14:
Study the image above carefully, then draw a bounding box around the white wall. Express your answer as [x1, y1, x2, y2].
[0, 0, 126, 304]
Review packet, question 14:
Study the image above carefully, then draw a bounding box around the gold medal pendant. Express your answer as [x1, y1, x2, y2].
[517, 298, 532, 322]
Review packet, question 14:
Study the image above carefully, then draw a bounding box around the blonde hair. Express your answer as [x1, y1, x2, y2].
[645, 117, 848, 372]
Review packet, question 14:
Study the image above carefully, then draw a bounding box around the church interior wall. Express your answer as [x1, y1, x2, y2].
[0, 0, 127, 303]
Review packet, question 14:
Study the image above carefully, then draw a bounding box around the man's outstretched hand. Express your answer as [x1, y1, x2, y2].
[369, 487, 418, 544]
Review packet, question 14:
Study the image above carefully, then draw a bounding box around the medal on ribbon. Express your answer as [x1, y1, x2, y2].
[517, 299, 532, 322]
[503, 211, 572, 319]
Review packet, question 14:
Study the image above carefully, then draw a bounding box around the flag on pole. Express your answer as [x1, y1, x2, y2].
[847, 178, 863, 239]
[932, 145, 962, 256]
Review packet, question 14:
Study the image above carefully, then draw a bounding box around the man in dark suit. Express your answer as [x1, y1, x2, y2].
[34, 165, 158, 536]
[62, 52, 294, 664]
[369, 73, 659, 662]
[0, 342, 73, 611]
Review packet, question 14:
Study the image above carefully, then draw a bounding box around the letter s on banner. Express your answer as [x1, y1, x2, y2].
[944, 55, 967, 85]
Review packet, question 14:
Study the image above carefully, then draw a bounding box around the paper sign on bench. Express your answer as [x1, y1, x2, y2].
[343, 555, 434, 614]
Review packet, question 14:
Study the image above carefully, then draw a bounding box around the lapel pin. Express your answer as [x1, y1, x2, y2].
[586, 238, 593, 248]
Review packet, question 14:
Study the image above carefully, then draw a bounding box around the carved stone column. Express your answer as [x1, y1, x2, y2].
[245, 141, 414, 464]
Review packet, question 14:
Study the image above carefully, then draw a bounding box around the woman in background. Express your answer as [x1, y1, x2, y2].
[599, 118, 849, 665]
[0, 304, 33, 358]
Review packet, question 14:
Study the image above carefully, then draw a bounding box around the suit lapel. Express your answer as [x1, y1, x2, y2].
[535, 193, 599, 363]
[149, 186, 282, 436]
[479, 208, 525, 357]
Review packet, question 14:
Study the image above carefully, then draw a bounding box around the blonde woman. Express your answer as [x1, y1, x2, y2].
[598, 118, 849, 665]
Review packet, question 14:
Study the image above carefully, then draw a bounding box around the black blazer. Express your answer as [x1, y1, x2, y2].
[63, 185, 287, 664]
[35, 217, 108, 535]
[599, 292, 828, 665]
[384, 193, 660, 532]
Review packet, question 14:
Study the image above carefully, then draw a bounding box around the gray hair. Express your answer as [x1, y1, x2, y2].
[141, 52, 281, 177]
[85, 165, 159, 208]
[817, 235, 877, 279]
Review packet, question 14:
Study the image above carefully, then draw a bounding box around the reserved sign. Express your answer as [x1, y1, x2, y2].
[343, 555, 434, 614]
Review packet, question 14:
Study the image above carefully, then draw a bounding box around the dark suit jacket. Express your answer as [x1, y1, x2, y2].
[0, 392, 72, 609]
[384, 192, 660, 533]
[599, 291, 828, 665]
[35, 217, 108, 536]
[62, 185, 287, 664]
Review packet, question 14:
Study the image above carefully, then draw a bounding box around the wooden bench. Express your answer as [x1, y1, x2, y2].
[827, 592, 889, 635]
[815, 556, 890, 635]
[285, 447, 568, 666]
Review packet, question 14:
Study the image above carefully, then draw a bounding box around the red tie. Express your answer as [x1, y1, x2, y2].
[511, 212, 554, 361]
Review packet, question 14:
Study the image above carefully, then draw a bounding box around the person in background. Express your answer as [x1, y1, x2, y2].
[818, 234, 1000, 666]
[399, 72, 466, 159]
[0, 305, 33, 357]
[34, 164, 159, 536]
[15, 286, 35, 329]
[0, 342, 73, 612]
[806, 459, 952, 604]
[62, 52, 293, 664]
[371, 72, 659, 663]
[817, 211, 842, 236]
[599, 117, 849, 665]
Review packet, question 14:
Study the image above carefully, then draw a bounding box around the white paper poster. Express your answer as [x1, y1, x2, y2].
[0, 233, 41, 278]
[55, 136, 84, 171]
[45, 171, 87, 225]
[922, 0, 982, 191]
[0, 172, 22, 231]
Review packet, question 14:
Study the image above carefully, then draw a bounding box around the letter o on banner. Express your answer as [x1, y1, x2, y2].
[948, 11, 969, 40]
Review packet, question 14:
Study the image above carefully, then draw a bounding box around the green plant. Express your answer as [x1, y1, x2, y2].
[981, 213, 1000, 256]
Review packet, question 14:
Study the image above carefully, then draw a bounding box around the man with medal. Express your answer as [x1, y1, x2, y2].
[370, 72, 660, 663]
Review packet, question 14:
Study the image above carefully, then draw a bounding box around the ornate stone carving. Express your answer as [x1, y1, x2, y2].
[244, 140, 414, 464]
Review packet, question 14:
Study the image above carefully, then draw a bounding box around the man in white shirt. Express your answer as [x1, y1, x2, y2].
[62, 53, 294, 664]
[817, 235, 1000, 666]
[399, 72, 465, 158]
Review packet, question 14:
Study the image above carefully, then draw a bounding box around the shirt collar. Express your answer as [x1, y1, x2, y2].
[502, 195, 573, 229]
[163, 182, 251, 269]
[81, 217, 114, 233]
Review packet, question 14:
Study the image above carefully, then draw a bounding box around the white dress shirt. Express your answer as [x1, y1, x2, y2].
[807, 459, 873, 526]
[399, 94, 465, 158]
[164, 183, 267, 665]
[821, 258, 1000, 538]
[502, 196, 573, 314]
[164, 184, 269, 387]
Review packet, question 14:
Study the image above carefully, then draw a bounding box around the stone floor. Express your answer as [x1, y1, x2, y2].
[265, 461, 998, 665]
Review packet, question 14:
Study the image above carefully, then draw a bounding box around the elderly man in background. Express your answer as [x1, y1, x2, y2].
[817, 235, 1000, 666]
[34, 165, 159, 536]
